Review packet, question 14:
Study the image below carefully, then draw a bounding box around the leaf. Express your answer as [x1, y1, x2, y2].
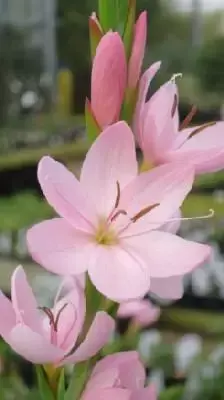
[57, 369, 66, 400]
[98, 0, 119, 32]
[85, 98, 101, 143]
[35, 366, 55, 400]
[65, 362, 91, 400]
[123, 0, 136, 60]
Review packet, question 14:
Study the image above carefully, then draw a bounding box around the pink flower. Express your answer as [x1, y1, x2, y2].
[128, 12, 147, 90]
[82, 351, 157, 400]
[149, 210, 185, 301]
[117, 300, 160, 327]
[0, 266, 114, 365]
[134, 67, 224, 174]
[27, 122, 210, 302]
[90, 32, 127, 128]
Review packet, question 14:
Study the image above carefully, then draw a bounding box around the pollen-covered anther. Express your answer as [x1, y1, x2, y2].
[179, 105, 197, 130]
[131, 203, 160, 223]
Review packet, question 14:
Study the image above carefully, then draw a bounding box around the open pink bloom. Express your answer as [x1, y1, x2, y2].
[134, 66, 224, 174]
[128, 11, 147, 89]
[0, 266, 114, 365]
[82, 351, 157, 400]
[149, 210, 185, 301]
[117, 300, 160, 327]
[90, 32, 127, 128]
[27, 122, 210, 302]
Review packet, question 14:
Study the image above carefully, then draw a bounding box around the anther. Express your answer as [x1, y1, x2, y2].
[131, 203, 160, 223]
[114, 181, 121, 209]
[188, 122, 217, 139]
[179, 105, 197, 130]
[171, 94, 178, 118]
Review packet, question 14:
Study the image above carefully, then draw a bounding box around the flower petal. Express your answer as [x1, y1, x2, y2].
[150, 276, 184, 300]
[80, 122, 138, 216]
[124, 231, 211, 278]
[55, 281, 86, 352]
[168, 122, 224, 174]
[128, 12, 147, 89]
[83, 388, 131, 400]
[131, 385, 157, 400]
[117, 300, 160, 327]
[140, 81, 177, 161]
[92, 351, 145, 390]
[64, 312, 115, 365]
[133, 62, 161, 145]
[38, 156, 96, 232]
[27, 218, 93, 275]
[91, 32, 127, 127]
[88, 245, 151, 302]
[119, 162, 194, 237]
[11, 266, 42, 333]
[0, 291, 15, 340]
[9, 324, 63, 364]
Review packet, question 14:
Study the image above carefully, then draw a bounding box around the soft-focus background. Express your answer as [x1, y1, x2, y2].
[0, 0, 224, 398]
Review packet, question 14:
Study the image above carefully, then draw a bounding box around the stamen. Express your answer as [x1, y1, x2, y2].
[179, 105, 197, 130]
[171, 94, 178, 118]
[111, 209, 128, 222]
[39, 307, 56, 329]
[188, 122, 216, 139]
[165, 208, 215, 223]
[170, 73, 183, 83]
[131, 203, 160, 223]
[114, 181, 121, 209]
[54, 303, 68, 331]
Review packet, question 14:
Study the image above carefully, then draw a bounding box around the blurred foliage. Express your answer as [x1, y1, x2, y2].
[195, 35, 224, 96]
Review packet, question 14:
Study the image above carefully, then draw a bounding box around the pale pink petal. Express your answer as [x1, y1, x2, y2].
[168, 122, 224, 174]
[131, 385, 157, 400]
[9, 324, 63, 364]
[92, 351, 140, 377]
[0, 291, 15, 340]
[80, 122, 138, 216]
[118, 163, 194, 237]
[64, 312, 115, 365]
[133, 62, 161, 145]
[27, 218, 93, 275]
[128, 12, 147, 88]
[124, 231, 211, 278]
[11, 266, 42, 334]
[91, 32, 127, 127]
[92, 352, 145, 389]
[86, 368, 118, 390]
[140, 81, 177, 161]
[55, 282, 86, 352]
[88, 245, 151, 302]
[117, 300, 160, 327]
[150, 276, 184, 300]
[38, 156, 96, 232]
[83, 388, 131, 400]
[160, 209, 181, 234]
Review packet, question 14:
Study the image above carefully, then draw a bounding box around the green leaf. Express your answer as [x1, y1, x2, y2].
[36, 366, 55, 400]
[85, 98, 101, 143]
[65, 362, 91, 400]
[121, 86, 138, 124]
[98, 0, 119, 31]
[123, 0, 136, 59]
[57, 369, 66, 400]
[159, 385, 184, 400]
